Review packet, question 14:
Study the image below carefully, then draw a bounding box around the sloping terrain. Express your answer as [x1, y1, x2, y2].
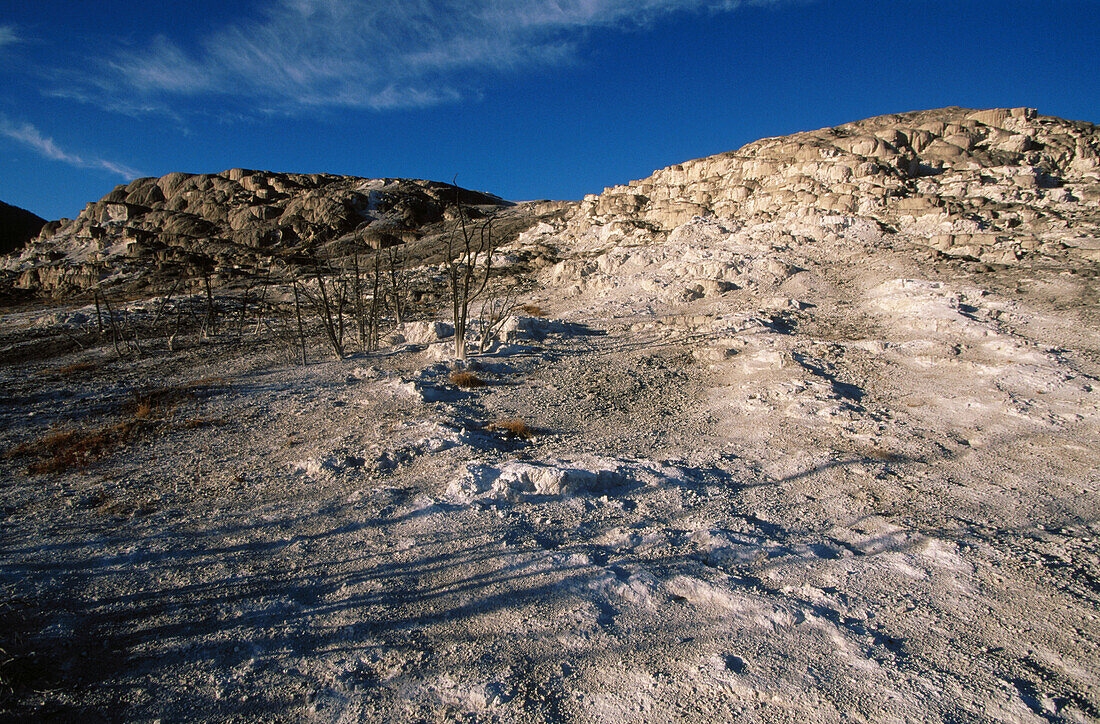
[1, 108, 1099, 722]
[0, 200, 45, 256]
[0, 172, 516, 295]
[563, 106, 1099, 271]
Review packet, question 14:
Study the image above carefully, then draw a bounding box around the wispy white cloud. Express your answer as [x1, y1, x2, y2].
[0, 25, 17, 49]
[42, 87, 186, 125]
[0, 117, 83, 165]
[0, 115, 141, 178]
[92, 0, 790, 112]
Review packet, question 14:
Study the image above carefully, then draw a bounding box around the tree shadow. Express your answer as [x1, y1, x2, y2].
[3, 424, 1098, 720]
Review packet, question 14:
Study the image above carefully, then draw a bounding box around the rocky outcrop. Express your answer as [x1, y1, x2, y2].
[2, 171, 511, 295]
[565, 107, 1100, 267]
[7, 107, 1099, 298]
[0, 200, 46, 255]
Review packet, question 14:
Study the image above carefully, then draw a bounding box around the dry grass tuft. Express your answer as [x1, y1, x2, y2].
[188, 376, 227, 388]
[183, 416, 226, 429]
[125, 388, 186, 417]
[55, 361, 97, 376]
[9, 421, 143, 474]
[123, 378, 226, 419]
[488, 419, 535, 440]
[6, 377, 230, 475]
[133, 398, 155, 420]
[449, 371, 486, 388]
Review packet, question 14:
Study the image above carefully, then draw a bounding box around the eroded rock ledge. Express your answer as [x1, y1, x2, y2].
[5, 107, 1099, 298]
[2, 172, 509, 295]
[565, 107, 1100, 266]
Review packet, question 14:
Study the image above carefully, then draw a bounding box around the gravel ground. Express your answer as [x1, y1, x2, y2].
[2, 220, 1100, 722]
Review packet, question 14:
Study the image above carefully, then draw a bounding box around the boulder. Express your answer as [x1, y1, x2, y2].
[400, 321, 455, 345]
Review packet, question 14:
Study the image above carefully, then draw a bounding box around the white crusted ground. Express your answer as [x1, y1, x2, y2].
[2, 216, 1099, 723]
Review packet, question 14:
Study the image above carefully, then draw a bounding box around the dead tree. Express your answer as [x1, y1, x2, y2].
[385, 245, 408, 326]
[346, 233, 391, 354]
[99, 288, 145, 358]
[366, 250, 383, 352]
[291, 278, 307, 365]
[351, 252, 368, 352]
[445, 205, 493, 363]
[476, 281, 523, 353]
[233, 277, 256, 339]
[251, 274, 271, 336]
[149, 277, 181, 332]
[93, 288, 104, 334]
[202, 271, 217, 337]
[98, 288, 124, 359]
[309, 261, 344, 359]
[335, 276, 347, 346]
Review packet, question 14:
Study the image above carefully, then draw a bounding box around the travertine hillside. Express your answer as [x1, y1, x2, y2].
[2, 171, 510, 294]
[568, 107, 1100, 266]
[5, 107, 1099, 300]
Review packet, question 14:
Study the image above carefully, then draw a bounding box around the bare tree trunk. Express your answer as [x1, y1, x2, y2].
[336, 276, 346, 349]
[149, 278, 180, 334]
[352, 253, 367, 352]
[312, 266, 344, 359]
[188, 277, 203, 328]
[93, 289, 104, 335]
[235, 278, 255, 339]
[169, 279, 189, 351]
[446, 203, 494, 363]
[453, 280, 466, 362]
[478, 282, 522, 353]
[203, 272, 216, 337]
[292, 278, 307, 365]
[367, 251, 382, 352]
[253, 276, 270, 336]
[101, 292, 124, 359]
[387, 247, 406, 326]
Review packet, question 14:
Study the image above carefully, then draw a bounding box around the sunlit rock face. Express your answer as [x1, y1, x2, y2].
[564, 107, 1100, 266]
[1, 171, 509, 294]
[5, 107, 1099, 298]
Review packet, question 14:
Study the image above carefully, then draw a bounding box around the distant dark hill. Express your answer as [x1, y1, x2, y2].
[0, 200, 46, 255]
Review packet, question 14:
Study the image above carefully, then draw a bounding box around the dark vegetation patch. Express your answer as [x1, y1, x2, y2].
[5, 378, 228, 474]
[449, 370, 486, 388]
[487, 418, 536, 440]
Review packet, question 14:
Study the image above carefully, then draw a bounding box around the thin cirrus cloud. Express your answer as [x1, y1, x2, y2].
[0, 25, 17, 48]
[99, 0, 788, 113]
[0, 115, 142, 179]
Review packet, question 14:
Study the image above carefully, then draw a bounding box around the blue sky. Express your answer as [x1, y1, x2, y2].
[1, 0, 1098, 220]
